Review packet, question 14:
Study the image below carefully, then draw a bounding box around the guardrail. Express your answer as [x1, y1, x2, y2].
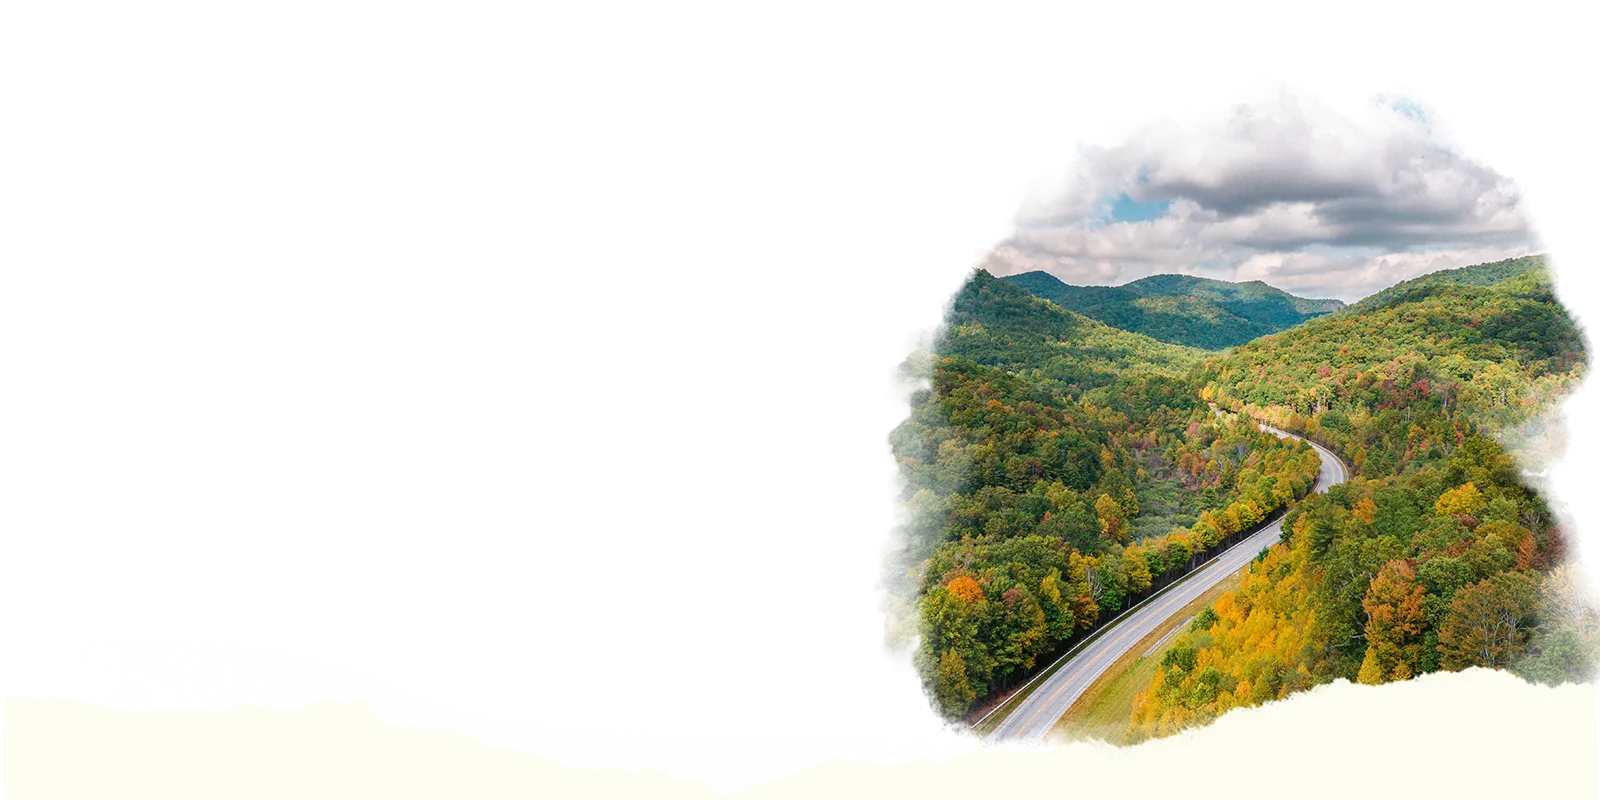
[967, 539, 1238, 731]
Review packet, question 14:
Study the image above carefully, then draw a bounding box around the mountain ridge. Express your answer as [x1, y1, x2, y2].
[1002, 271, 1345, 350]
[1343, 254, 1551, 313]
[938, 270, 1204, 400]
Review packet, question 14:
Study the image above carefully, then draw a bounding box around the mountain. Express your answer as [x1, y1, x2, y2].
[891, 270, 1325, 718]
[1345, 254, 1551, 313]
[895, 255, 1592, 731]
[1124, 254, 1589, 741]
[1002, 271, 1346, 350]
[908, 262, 1203, 403]
[1210, 253, 1582, 437]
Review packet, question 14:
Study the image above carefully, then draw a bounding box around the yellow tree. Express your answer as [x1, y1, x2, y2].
[1435, 482, 1487, 518]
[1095, 493, 1128, 543]
[1068, 551, 1102, 632]
[1236, 500, 1265, 530]
[1123, 544, 1153, 594]
[1351, 498, 1377, 525]
[947, 575, 985, 603]
[1291, 511, 1316, 541]
[1357, 559, 1427, 684]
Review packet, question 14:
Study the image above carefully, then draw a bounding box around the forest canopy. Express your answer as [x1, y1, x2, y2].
[891, 272, 1322, 717]
[891, 255, 1596, 731]
[1126, 255, 1595, 740]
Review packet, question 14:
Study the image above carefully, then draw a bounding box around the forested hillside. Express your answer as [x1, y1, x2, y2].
[890, 272, 1323, 717]
[1126, 254, 1597, 741]
[1201, 253, 1583, 470]
[1346, 254, 1550, 313]
[902, 260, 1203, 400]
[1003, 271, 1344, 350]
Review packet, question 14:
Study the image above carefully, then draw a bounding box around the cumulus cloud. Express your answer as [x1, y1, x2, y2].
[986, 93, 1539, 301]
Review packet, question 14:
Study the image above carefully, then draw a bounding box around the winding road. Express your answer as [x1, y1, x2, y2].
[983, 422, 1347, 746]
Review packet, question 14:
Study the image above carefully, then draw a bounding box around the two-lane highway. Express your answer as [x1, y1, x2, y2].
[984, 424, 1347, 745]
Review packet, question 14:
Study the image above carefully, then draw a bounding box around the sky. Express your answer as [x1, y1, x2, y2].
[980, 93, 1539, 302]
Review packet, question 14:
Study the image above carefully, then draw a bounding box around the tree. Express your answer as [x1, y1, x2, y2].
[1357, 559, 1427, 684]
[947, 575, 985, 604]
[1354, 649, 1396, 693]
[1123, 545, 1153, 593]
[934, 649, 976, 715]
[1036, 570, 1076, 641]
[1067, 550, 1104, 632]
[1371, 487, 1424, 543]
[996, 587, 1050, 672]
[1536, 563, 1600, 643]
[1418, 556, 1474, 626]
[1043, 480, 1077, 511]
[922, 585, 975, 650]
[1484, 454, 1536, 496]
[1039, 502, 1102, 553]
[1435, 482, 1487, 518]
[1438, 572, 1539, 670]
[1536, 521, 1587, 572]
[1095, 493, 1128, 544]
[1465, 521, 1523, 580]
[1516, 627, 1593, 684]
[1351, 498, 1377, 525]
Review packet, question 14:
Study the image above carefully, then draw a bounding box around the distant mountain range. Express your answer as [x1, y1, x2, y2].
[1001, 271, 1346, 349]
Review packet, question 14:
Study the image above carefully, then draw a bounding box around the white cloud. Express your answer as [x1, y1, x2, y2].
[990, 93, 1539, 301]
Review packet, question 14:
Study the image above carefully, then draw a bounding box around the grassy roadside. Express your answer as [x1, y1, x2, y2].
[969, 540, 1242, 737]
[1047, 571, 1243, 744]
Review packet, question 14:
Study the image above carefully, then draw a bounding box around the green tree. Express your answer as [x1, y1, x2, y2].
[935, 649, 976, 715]
[1516, 627, 1595, 686]
[1438, 572, 1539, 670]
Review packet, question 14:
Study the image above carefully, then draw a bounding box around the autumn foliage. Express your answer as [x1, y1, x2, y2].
[890, 272, 1324, 718]
[895, 257, 1597, 726]
[1125, 256, 1596, 742]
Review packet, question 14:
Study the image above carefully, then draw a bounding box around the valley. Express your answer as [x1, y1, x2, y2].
[890, 254, 1594, 743]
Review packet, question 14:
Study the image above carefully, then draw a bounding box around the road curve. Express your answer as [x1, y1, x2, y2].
[984, 424, 1347, 746]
